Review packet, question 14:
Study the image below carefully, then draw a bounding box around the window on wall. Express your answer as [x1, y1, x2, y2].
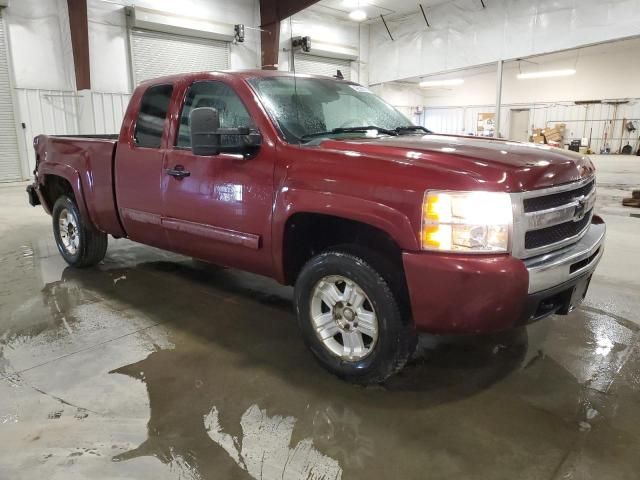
[134, 84, 174, 148]
[177, 81, 254, 148]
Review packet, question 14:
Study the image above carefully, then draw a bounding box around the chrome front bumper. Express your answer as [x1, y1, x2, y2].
[525, 220, 606, 294]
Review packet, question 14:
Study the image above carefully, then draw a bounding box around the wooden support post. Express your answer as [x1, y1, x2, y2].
[67, 0, 91, 90]
[259, 0, 319, 70]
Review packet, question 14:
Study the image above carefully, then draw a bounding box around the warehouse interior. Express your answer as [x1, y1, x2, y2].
[1, 0, 640, 478]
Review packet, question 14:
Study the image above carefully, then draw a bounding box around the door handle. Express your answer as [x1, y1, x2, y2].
[166, 166, 190, 179]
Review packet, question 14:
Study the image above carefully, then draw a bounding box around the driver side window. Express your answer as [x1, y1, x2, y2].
[177, 81, 254, 148]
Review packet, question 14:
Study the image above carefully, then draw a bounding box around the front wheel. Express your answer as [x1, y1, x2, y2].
[294, 250, 417, 384]
[52, 196, 108, 268]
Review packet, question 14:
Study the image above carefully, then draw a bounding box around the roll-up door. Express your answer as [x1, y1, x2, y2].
[0, 12, 22, 182]
[293, 53, 352, 81]
[130, 29, 230, 85]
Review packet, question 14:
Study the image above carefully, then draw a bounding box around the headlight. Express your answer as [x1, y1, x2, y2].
[421, 191, 512, 252]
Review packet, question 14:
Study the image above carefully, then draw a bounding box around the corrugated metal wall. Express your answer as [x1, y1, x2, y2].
[15, 89, 131, 174]
[420, 100, 640, 152]
[90, 92, 132, 134]
[0, 12, 23, 182]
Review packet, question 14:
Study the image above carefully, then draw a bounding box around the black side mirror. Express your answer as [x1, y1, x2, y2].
[190, 107, 262, 157]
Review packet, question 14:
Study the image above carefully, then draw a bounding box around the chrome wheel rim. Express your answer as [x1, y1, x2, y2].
[58, 208, 80, 255]
[310, 275, 379, 361]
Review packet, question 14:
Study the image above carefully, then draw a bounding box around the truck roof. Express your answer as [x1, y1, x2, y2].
[137, 69, 353, 87]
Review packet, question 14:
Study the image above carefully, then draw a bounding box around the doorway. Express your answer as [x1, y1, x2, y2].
[509, 109, 530, 143]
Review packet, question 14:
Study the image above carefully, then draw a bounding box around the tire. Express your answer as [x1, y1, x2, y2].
[294, 250, 417, 384]
[52, 196, 108, 268]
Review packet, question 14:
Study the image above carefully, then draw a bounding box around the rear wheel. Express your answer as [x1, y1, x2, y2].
[52, 196, 107, 268]
[294, 250, 417, 384]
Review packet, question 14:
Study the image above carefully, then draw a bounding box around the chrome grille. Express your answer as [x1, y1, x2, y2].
[511, 176, 596, 259]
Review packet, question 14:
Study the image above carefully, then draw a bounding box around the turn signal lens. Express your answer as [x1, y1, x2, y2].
[421, 191, 512, 252]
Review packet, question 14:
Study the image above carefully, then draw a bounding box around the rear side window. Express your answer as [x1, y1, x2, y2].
[134, 84, 174, 148]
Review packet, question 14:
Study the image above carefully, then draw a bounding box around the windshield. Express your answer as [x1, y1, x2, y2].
[247, 76, 415, 143]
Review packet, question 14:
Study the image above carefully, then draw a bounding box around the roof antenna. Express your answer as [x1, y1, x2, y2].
[289, 18, 301, 140]
[334, 70, 344, 80]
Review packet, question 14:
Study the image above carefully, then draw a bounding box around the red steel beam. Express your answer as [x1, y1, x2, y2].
[67, 0, 91, 90]
[259, 0, 319, 69]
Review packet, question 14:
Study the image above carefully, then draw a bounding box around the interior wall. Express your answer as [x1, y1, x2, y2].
[3, 0, 75, 90]
[2, 0, 260, 175]
[374, 40, 640, 150]
[88, 0, 261, 94]
[278, 9, 364, 83]
[368, 0, 640, 85]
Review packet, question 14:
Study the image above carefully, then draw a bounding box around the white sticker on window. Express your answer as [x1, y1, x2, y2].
[350, 85, 372, 94]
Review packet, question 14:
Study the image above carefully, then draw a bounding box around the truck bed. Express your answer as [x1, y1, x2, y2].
[34, 134, 124, 237]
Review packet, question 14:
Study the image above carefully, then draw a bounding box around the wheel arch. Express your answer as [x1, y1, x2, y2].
[277, 195, 418, 285]
[38, 164, 94, 228]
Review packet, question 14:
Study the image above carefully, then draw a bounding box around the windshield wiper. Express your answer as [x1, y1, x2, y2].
[300, 126, 399, 141]
[394, 125, 432, 134]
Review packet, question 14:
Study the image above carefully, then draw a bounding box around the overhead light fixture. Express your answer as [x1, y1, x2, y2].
[419, 78, 464, 88]
[517, 69, 576, 79]
[349, 9, 367, 21]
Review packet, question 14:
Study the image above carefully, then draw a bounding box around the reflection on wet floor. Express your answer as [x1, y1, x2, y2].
[1, 232, 640, 479]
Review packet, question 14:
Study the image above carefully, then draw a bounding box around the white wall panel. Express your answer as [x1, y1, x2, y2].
[91, 92, 131, 134]
[3, 0, 76, 90]
[15, 89, 80, 173]
[369, 0, 640, 84]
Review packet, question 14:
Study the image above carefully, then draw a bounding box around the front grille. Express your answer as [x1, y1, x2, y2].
[523, 180, 594, 212]
[525, 209, 592, 249]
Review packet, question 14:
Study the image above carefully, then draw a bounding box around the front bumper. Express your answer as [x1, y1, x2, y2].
[402, 217, 605, 334]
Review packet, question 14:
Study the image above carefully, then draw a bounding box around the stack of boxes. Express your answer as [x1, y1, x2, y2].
[531, 123, 566, 146]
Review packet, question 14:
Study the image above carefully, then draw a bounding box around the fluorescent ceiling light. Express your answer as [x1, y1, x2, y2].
[349, 9, 367, 21]
[419, 78, 464, 88]
[517, 69, 576, 79]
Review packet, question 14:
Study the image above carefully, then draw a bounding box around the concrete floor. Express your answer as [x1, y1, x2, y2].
[1, 155, 639, 480]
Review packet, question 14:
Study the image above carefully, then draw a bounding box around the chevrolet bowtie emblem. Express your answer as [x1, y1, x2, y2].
[573, 196, 587, 221]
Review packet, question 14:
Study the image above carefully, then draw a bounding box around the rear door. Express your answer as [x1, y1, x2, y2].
[162, 79, 275, 276]
[115, 83, 174, 249]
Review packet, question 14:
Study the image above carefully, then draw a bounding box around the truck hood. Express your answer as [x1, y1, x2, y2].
[319, 134, 595, 192]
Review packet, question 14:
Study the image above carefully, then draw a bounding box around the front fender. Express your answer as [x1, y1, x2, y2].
[272, 187, 419, 282]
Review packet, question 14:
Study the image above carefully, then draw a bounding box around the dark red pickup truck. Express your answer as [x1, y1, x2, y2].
[27, 70, 605, 383]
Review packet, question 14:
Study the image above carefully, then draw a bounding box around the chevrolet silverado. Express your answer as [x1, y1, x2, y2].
[27, 70, 605, 383]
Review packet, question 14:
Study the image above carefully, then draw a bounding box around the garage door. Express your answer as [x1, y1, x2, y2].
[130, 29, 230, 85]
[293, 54, 352, 81]
[0, 13, 22, 182]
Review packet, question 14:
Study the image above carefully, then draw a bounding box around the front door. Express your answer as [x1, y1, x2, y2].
[162, 80, 275, 276]
[115, 83, 174, 249]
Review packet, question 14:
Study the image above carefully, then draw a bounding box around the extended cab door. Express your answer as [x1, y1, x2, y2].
[115, 83, 174, 249]
[162, 80, 275, 276]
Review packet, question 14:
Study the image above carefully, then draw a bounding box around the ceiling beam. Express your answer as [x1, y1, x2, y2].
[67, 0, 91, 90]
[259, 0, 319, 69]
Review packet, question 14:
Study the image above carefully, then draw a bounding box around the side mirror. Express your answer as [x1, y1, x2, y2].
[190, 107, 262, 157]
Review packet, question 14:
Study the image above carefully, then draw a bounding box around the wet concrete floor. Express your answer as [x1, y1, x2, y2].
[1, 155, 640, 479]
